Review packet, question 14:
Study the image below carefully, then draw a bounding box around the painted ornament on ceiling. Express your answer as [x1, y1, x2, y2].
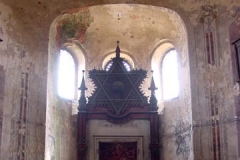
[56, 7, 93, 47]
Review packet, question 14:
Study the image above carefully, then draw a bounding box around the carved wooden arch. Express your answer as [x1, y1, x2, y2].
[77, 42, 160, 160]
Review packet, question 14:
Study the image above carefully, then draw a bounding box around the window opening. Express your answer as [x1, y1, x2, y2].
[162, 49, 179, 100]
[105, 59, 131, 72]
[122, 60, 131, 71]
[58, 50, 76, 99]
[105, 61, 113, 72]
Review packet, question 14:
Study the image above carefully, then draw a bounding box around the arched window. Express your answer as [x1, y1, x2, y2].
[102, 52, 134, 72]
[57, 50, 76, 99]
[105, 60, 113, 71]
[105, 59, 132, 72]
[122, 60, 131, 71]
[162, 49, 179, 100]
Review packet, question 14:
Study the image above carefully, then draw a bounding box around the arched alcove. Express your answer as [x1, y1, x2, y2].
[47, 4, 193, 160]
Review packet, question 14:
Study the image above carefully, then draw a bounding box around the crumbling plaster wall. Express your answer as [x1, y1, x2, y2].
[186, 1, 240, 160]
[0, 2, 46, 160]
[0, 0, 239, 160]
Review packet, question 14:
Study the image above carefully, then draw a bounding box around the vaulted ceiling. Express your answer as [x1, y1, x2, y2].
[50, 4, 185, 64]
[0, 0, 237, 55]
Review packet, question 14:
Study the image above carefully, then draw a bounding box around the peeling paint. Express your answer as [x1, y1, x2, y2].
[0, 0, 239, 160]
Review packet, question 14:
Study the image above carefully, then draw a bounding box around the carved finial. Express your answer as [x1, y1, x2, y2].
[78, 70, 88, 111]
[149, 70, 157, 92]
[116, 41, 120, 58]
[79, 70, 87, 91]
[148, 70, 158, 111]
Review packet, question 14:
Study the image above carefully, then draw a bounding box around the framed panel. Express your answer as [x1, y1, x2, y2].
[94, 136, 143, 160]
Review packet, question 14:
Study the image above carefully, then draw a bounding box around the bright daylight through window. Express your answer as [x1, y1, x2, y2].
[162, 49, 179, 100]
[105, 60, 131, 71]
[58, 50, 76, 99]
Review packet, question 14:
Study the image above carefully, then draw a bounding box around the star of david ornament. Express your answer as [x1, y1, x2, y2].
[88, 42, 148, 116]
